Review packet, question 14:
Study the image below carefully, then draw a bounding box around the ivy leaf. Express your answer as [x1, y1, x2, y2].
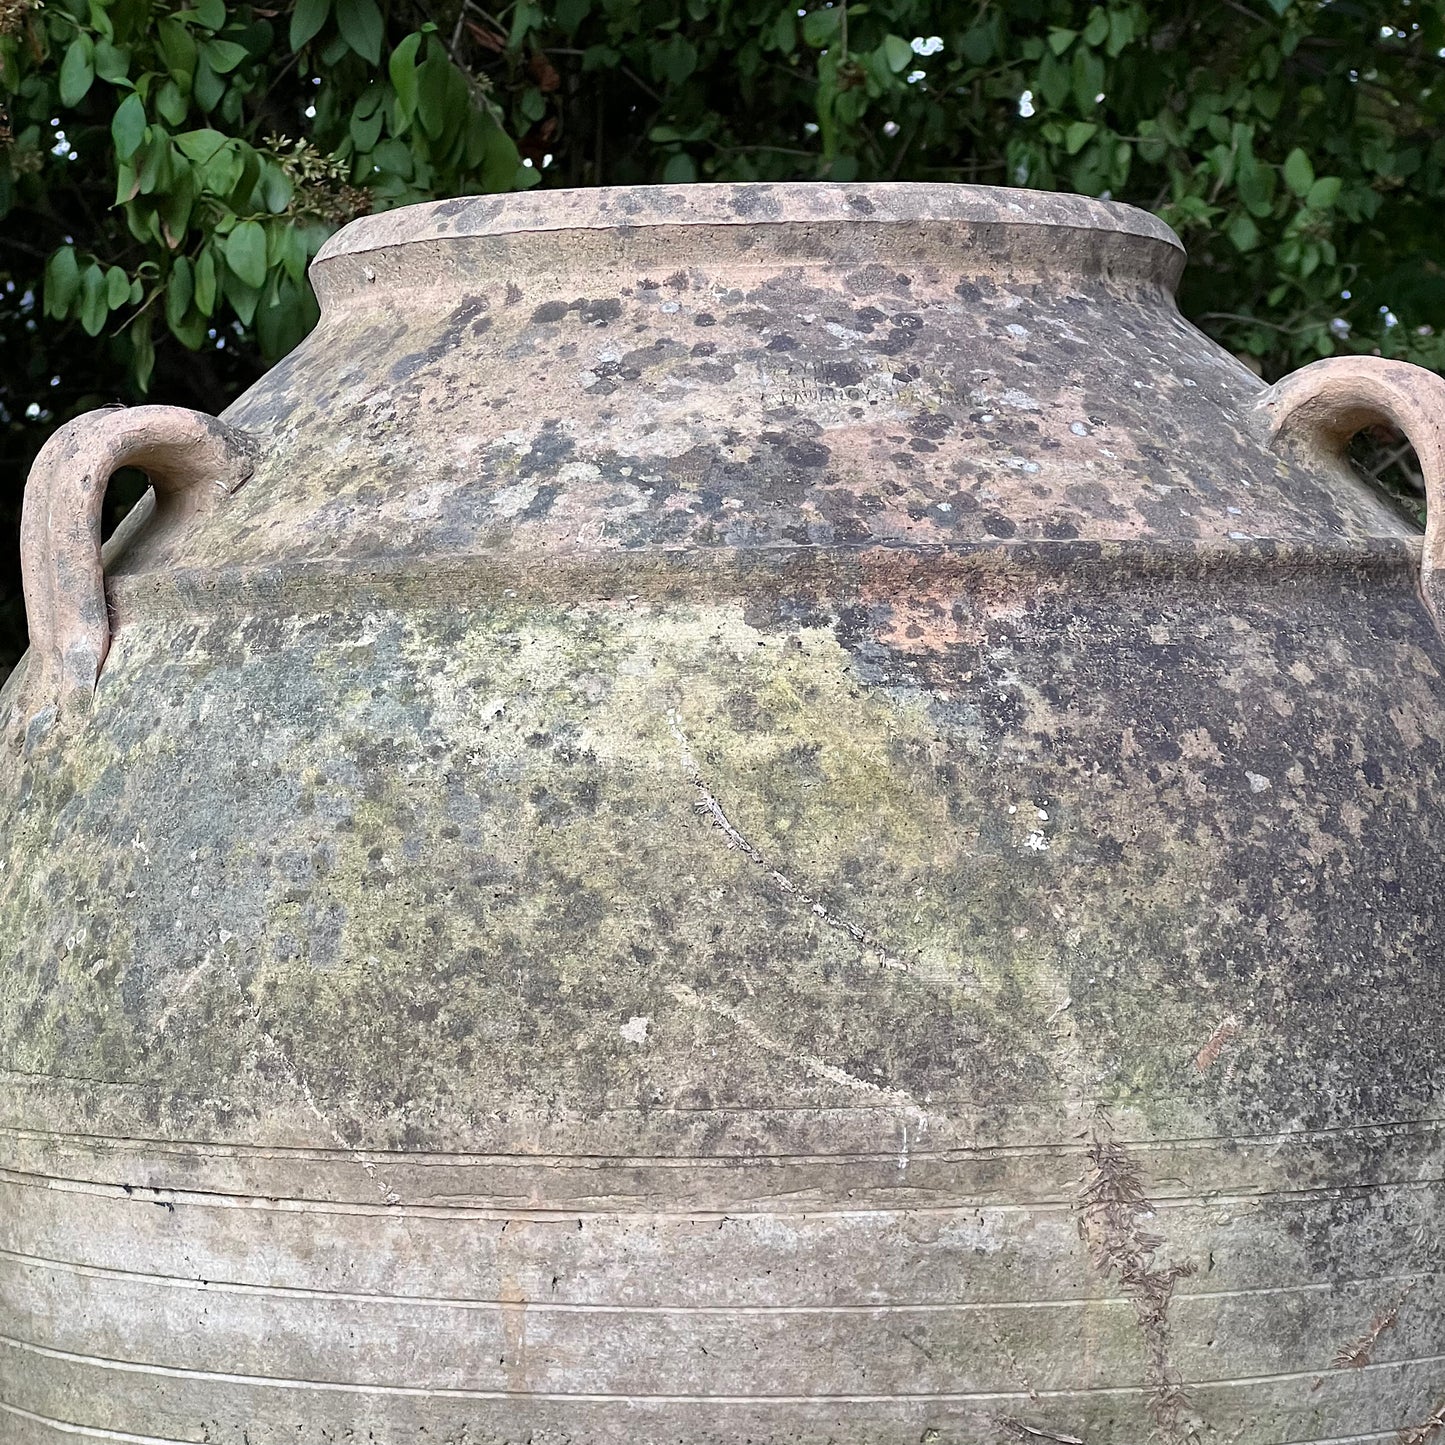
[224, 219, 268, 287]
[1064, 120, 1096, 154]
[289, 0, 331, 51]
[1283, 146, 1314, 196]
[59, 36, 95, 107]
[1306, 175, 1342, 209]
[336, 0, 384, 64]
[112, 93, 148, 162]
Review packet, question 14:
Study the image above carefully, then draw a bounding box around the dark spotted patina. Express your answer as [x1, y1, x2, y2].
[0, 184, 1442, 1444]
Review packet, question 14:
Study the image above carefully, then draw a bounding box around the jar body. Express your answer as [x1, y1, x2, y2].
[1, 185, 1442, 1444]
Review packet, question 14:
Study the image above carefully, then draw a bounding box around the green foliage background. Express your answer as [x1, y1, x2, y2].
[1, 0, 1443, 667]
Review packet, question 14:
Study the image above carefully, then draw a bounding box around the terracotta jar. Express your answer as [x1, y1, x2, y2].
[2, 184, 1443, 1445]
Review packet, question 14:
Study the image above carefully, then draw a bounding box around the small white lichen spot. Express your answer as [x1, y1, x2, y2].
[620, 1016, 651, 1045]
[1070, 421, 1089, 436]
[1006, 323, 1030, 339]
[1246, 772, 1272, 794]
[1025, 831, 1050, 852]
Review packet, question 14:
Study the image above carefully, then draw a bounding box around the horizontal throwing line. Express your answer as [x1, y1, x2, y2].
[6, 1247, 1432, 1312]
[6, 1332, 1445, 1402]
[0, 1400, 191, 1445]
[2, 1166, 1440, 1220]
[1, 1114, 1441, 1165]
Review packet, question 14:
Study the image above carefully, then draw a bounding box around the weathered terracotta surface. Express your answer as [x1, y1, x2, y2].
[1, 183, 1443, 1444]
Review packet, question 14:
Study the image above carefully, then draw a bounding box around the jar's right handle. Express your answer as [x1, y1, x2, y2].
[1258, 356, 1443, 633]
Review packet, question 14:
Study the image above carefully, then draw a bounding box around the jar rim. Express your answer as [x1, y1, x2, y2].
[314, 181, 1184, 269]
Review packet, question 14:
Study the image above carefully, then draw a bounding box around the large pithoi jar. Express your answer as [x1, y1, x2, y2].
[1, 184, 1443, 1444]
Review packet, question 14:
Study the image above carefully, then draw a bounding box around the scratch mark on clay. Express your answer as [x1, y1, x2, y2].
[1193, 1014, 1243, 1074]
[1399, 1400, 1445, 1445]
[1077, 1108, 1202, 1444]
[1000, 1419, 1086, 1444]
[152, 954, 217, 1036]
[667, 711, 907, 972]
[667, 982, 922, 1109]
[1322, 1280, 1417, 1378]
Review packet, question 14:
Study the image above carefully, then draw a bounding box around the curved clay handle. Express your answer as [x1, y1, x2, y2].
[1258, 356, 1443, 632]
[20, 405, 257, 712]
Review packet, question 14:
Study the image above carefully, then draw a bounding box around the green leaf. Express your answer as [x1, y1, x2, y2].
[59, 36, 95, 107]
[79, 265, 107, 336]
[112, 93, 148, 162]
[194, 247, 218, 312]
[158, 166, 195, 242]
[1064, 120, 1096, 155]
[654, 32, 698, 85]
[193, 52, 225, 110]
[336, 0, 383, 64]
[204, 39, 250, 73]
[158, 17, 199, 81]
[92, 40, 131, 84]
[290, 0, 331, 50]
[1306, 175, 1341, 209]
[1283, 146, 1314, 197]
[415, 55, 452, 139]
[1082, 8, 1109, 46]
[44, 247, 81, 318]
[261, 160, 292, 213]
[389, 31, 421, 121]
[224, 269, 262, 326]
[1047, 28, 1076, 56]
[1226, 213, 1260, 252]
[175, 128, 230, 163]
[880, 34, 912, 73]
[518, 86, 546, 124]
[277, 225, 308, 283]
[801, 7, 841, 46]
[106, 266, 129, 308]
[195, 0, 226, 28]
[166, 256, 194, 329]
[1072, 46, 1105, 111]
[662, 151, 696, 183]
[155, 78, 189, 127]
[508, 1, 543, 47]
[1106, 10, 1135, 56]
[959, 23, 993, 65]
[555, 0, 589, 33]
[224, 218, 268, 287]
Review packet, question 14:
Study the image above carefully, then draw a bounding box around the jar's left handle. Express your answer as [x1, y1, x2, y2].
[20, 405, 258, 717]
[1258, 356, 1443, 635]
